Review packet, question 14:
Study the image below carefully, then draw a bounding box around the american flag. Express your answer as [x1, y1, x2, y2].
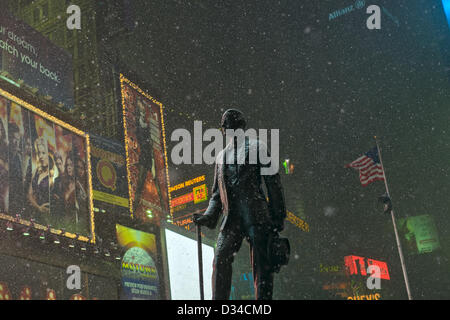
[346, 147, 385, 186]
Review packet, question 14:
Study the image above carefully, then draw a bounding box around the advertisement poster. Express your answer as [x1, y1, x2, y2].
[90, 135, 129, 210]
[399, 214, 441, 255]
[120, 75, 170, 223]
[0, 92, 92, 237]
[116, 224, 160, 300]
[0, 10, 74, 109]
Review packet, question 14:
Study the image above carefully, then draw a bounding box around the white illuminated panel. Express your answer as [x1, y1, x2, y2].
[165, 229, 214, 300]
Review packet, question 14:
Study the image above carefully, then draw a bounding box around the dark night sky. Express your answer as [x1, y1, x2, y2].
[106, 0, 450, 299]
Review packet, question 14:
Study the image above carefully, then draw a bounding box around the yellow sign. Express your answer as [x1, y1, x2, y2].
[347, 293, 381, 300]
[93, 190, 129, 208]
[193, 184, 208, 204]
[173, 204, 187, 212]
[169, 175, 206, 193]
[91, 145, 125, 166]
[96, 159, 117, 191]
[286, 211, 309, 232]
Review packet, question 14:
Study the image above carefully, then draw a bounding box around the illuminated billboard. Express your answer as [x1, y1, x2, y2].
[344, 255, 390, 280]
[0, 10, 74, 109]
[398, 214, 441, 255]
[0, 88, 94, 242]
[164, 228, 214, 300]
[89, 135, 129, 210]
[120, 74, 171, 223]
[169, 175, 209, 231]
[286, 210, 310, 232]
[116, 224, 160, 300]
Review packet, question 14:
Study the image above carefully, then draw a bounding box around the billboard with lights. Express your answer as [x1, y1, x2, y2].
[169, 175, 209, 231]
[0, 88, 94, 243]
[0, 10, 74, 109]
[398, 214, 441, 255]
[120, 74, 171, 224]
[89, 134, 129, 211]
[116, 224, 160, 300]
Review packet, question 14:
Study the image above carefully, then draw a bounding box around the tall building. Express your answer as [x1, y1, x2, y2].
[7, 0, 119, 138]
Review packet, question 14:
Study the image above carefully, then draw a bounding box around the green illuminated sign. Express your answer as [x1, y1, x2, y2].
[399, 214, 440, 255]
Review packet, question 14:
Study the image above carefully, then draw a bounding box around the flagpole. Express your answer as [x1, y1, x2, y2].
[374, 136, 413, 300]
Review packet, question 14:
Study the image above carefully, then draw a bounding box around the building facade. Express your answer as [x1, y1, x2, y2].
[7, 0, 118, 138]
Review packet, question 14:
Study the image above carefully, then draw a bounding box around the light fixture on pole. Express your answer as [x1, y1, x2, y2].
[6, 221, 13, 231]
[53, 235, 60, 245]
[22, 226, 30, 237]
[53, 227, 61, 244]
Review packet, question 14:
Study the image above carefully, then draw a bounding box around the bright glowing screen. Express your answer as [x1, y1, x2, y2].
[165, 228, 214, 300]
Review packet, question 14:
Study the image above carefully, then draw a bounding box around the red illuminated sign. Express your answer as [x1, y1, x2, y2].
[344, 255, 390, 280]
[171, 192, 194, 207]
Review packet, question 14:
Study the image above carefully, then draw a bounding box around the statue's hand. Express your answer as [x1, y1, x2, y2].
[193, 213, 215, 229]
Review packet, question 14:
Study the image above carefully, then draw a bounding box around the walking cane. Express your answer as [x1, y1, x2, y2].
[197, 224, 204, 300]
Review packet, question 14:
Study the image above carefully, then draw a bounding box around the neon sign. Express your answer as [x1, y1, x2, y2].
[193, 184, 208, 204]
[347, 293, 381, 300]
[319, 263, 341, 273]
[169, 175, 205, 193]
[171, 192, 194, 207]
[344, 255, 390, 280]
[286, 210, 309, 232]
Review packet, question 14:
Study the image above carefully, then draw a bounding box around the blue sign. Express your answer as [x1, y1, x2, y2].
[0, 10, 74, 109]
[121, 247, 159, 300]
